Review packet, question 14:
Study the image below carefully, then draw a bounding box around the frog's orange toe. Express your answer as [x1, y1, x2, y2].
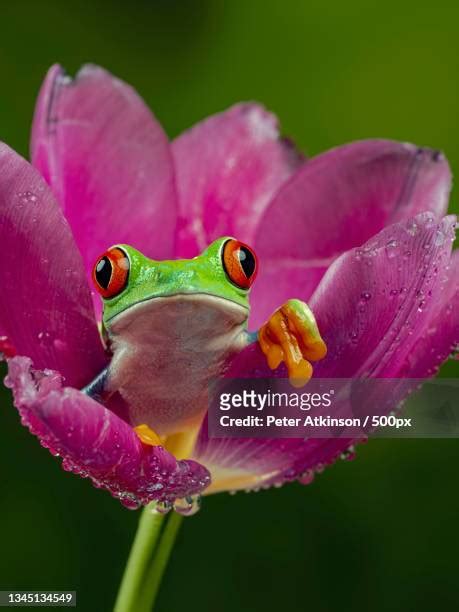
[258, 300, 326, 387]
[134, 424, 164, 447]
[289, 359, 313, 388]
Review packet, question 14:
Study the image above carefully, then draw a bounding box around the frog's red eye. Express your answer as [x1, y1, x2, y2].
[222, 239, 258, 289]
[92, 247, 130, 299]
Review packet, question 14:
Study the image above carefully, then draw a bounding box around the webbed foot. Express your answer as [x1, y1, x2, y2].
[258, 299, 327, 387]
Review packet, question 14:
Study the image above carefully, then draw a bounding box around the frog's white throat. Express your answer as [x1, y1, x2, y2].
[106, 293, 248, 340]
[104, 293, 249, 437]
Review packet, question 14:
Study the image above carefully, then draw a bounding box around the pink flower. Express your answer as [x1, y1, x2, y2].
[0, 64, 457, 509]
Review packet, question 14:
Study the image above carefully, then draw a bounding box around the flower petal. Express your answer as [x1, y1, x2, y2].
[0, 143, 106, 387]
[193, 214, 456, 492]
[250, 141, 452, 328]
[5, 356, 210, 507]
[31, 64, 177, 317]
[172, 103, 302, 257]
[399, 249, 459, 377]
[311, 213, 456, 378]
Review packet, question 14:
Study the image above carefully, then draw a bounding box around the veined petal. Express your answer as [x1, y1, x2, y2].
[399, 249, 459, 377]
[0, 144, 106, 387]
[5, 357, 210, 507]
[172, 103, 302, 258]
[31, 64, 178, 318]
[250, 141, 451, 328]
[311, 213, 456, 378]
[194, 214, 457, 493]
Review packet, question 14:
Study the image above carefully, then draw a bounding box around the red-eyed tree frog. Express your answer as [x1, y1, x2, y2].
[85, 238, 326, 457]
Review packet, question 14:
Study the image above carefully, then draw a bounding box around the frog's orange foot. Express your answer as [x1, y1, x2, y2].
[134, 424, 164, 447]
[258, 299, 327, 388]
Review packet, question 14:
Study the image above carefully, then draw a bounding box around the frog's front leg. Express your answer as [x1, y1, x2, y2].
[258, 299, 327, 387]
[82, 366, 110, 402]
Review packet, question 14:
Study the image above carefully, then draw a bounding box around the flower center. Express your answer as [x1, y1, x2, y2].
[134, 424, 199, 460]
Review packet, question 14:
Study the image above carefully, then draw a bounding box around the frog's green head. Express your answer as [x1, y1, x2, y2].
[92, 237, 258, 328]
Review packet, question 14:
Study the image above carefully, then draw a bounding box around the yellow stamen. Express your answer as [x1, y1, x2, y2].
[165, 429, 199, 460]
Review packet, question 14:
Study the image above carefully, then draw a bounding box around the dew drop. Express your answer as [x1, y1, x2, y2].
[349, 330, 359, 344]
[434, 230, 445, 246]
[340, 447, 356, 461]
[173, 495, 201, 516]
[297, 470, 314, 485]
[155, 500, 172, 515]
[385, 239, 398, 258]
[17, 191, 38, 205]
[37, 331, 54, 347]
[119, 495, 141, 510]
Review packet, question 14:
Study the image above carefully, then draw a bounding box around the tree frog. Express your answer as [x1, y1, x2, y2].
[86, 237, 326, 457]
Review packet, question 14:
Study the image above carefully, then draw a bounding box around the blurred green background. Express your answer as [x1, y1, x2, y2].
[0, 1, 458, 611]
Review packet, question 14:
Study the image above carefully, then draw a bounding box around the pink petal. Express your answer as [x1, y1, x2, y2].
[250, 141, 452, 328]
[399, 249, 459, 377]
[5, 356, 210, 508]
[31, 64, 177, 318]
[0, 144, 106, 387]
[172, 103, 302, 257]
[311, 213, 456, 378]
[193, 214, 456, 492]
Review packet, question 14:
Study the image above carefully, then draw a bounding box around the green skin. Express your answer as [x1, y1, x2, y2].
[86, 237, 322, 439]
[102, 237, 250, 327]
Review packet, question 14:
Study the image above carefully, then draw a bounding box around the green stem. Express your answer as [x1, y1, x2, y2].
[113, 504, 165, 612]
[137, 512, 184, 611]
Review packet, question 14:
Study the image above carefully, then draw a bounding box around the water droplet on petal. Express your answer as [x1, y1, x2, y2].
[17, 191, 38, 206]
[37, 331, 54, 348]
[434, 230, 445, 246]
[173, 495, 201, 516]
[120, 496, 141, 510]
[116, 492, 141, 509]
[385, 239, 398, 258]
[298, 470, 315, 485]
[349, 330, 359, 344]
[340, 446, 356, 461]
[155, 500, 172, 515]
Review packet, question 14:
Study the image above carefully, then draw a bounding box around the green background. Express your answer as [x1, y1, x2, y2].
[0, 1, 458, 611]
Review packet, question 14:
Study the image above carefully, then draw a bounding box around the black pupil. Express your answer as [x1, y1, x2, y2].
[238, 247, 256, 278]
[96, 257, 112, 289]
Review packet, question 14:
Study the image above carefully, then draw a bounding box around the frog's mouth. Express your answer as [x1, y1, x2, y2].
[106, 292, 249, 340]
